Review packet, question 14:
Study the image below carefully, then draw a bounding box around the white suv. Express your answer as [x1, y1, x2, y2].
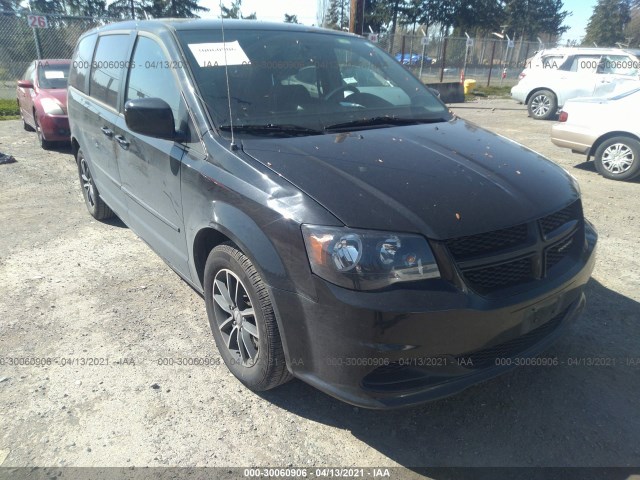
[511, 48, 640, 119]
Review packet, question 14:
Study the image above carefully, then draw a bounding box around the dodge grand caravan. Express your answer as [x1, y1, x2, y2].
[68, 20, 597, 409]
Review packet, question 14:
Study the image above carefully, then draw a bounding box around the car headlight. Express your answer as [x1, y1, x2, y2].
[301, 225, 440, 290]
[40, 97, 64, 115]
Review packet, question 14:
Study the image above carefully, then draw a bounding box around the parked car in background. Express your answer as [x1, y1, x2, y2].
[395, 53, 433, 66]
[519, 47, 573, 80]
[16, 59, 71, 149]
[511, 48, 640, 120]
[68, 20, 596, 409]
[551, 87, 640, 181]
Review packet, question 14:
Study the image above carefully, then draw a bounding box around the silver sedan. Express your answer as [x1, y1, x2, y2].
[551, 87, 640, 181]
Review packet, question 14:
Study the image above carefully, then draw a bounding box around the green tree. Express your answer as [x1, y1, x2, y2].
[284, 13, 298, 23]
[66, 0, 107, 16]
[583, 0, 631, 46]
[503, 0, 569, 41]
[326, 0, 348, 29]
[107, 0, 146, 19]
[220, 0, 256, 19]
[29, 0, 66, 14]
[624, 2, 640, 45]
[363, 0, 391, 32]
[0, 0, 24, 13]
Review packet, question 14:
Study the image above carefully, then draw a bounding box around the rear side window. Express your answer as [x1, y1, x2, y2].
[89, 34, 130, 109]
[69, 34, 97, 93]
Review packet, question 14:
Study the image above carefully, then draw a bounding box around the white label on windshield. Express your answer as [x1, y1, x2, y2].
[44, 70, 65, 79]
[188, 41, 251, 67]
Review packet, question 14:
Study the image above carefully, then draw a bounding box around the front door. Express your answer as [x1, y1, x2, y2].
[114, 34, 189, 274]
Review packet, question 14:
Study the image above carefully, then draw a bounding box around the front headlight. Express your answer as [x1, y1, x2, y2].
[301, 225, 440, 290]
[40, 97, 64, 115]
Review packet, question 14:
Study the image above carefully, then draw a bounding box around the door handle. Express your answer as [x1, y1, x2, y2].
[101, 127, 113, 137]
[115, 135, 130, 149]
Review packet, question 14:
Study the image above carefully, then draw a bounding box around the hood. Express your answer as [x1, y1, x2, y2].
[39, 88, 68, 110]
[241, 117, 580, 240]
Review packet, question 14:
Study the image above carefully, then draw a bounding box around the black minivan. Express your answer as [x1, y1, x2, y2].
[68, 20, 596, 408]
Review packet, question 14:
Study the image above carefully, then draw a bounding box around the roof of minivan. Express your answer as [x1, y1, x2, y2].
[89, 19, 354, 37]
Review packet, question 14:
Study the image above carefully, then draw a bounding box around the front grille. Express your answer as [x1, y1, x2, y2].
[443, 201, 583, 295]
[463, 256, 533, 292]
[455, 307, 566, 369]
[444, 223, 528, 260]
[539, 201, 581, 236]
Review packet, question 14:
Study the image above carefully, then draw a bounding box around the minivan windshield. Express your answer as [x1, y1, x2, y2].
[177, 29, 449, 136]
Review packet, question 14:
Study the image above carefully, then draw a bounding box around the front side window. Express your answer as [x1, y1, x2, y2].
[125, 36, 181, 130]
[177, 29, 448, 136]
[89, 34, 130, 109]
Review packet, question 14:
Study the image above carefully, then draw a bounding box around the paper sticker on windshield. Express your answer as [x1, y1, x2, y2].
[44, 70, 65, 79]
[188, 41, 251, 67]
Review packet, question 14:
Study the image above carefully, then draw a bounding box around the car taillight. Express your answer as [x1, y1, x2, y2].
[519, 73, 525, 80]
[559, 111, 568, 122]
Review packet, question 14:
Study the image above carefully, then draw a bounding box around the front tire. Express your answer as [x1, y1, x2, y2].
[34, 114, 54, 149]
[76, 148, 114, 220]
[204, 244, 291, 391]
[594, 136, 640, 181]
[527, 89, 557, 120]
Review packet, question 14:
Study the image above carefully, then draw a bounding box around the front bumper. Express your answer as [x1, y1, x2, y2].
[270, 222, 597, 409]
[38, 112, 70, 142]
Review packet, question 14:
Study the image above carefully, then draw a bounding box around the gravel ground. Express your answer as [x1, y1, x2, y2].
[0, 98, 639, 473]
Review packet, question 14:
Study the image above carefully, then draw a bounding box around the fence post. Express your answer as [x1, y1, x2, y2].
[439, 37, 448, 83]
[32, 27, 42, 60]
[487, 40, 496, 87]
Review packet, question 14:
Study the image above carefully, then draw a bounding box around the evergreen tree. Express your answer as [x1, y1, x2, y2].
[326, 0, 348, 30]
[284, 13, 298, 23]
[583, 0, 631, 46]
[503, 0, 569, 40]
[220, 0, 255, 19]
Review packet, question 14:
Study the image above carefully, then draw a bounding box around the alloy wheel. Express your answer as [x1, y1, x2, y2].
[601, 143, 634, 174]
[212, 269, 260, 367]
[531, 94, 550, 117]
[80, 157, 96, 208]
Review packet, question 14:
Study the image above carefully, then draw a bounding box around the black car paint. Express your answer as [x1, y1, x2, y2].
[68, 20, 596, 408]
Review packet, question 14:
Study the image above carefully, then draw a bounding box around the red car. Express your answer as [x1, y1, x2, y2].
[17, 59, 71, 149]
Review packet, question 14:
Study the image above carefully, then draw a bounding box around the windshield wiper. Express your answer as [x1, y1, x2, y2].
[219, 123, 324, 137]
[324, 116, 448, 132]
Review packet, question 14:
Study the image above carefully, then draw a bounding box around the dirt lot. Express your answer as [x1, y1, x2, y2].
[0, 98, 639, 474]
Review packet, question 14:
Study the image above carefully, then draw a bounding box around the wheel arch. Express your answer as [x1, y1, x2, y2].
[190, 202, 290, 294]
[589, 131, 640, 159]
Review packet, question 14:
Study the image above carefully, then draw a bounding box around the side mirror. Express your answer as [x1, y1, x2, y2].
[18, 80, 34, 89]
[124, 98, 176, 140]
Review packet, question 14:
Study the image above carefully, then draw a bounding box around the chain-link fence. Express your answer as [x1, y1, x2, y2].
[374, 33, 559, 88]
[0, 11, 118, 98]
[1, 13, 557, 99]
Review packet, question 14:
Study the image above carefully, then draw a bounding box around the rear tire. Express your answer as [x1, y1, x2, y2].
[594, 136, 640, 181]
[204, 243, 292, 391]
[527, 89, 557, 120]
[76, 148, 114, 220]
